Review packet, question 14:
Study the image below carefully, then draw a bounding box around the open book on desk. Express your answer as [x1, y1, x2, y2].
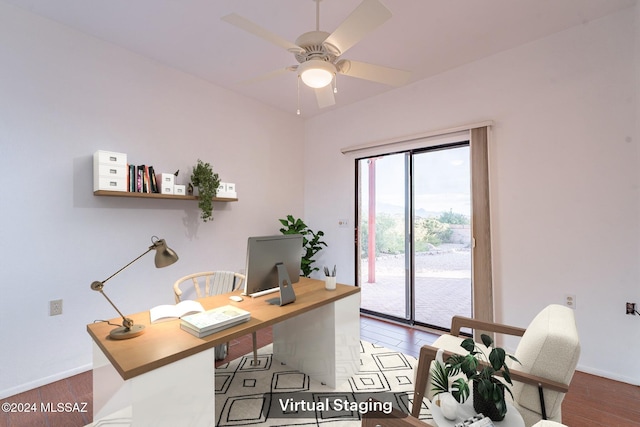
[149, 300, 205, 323]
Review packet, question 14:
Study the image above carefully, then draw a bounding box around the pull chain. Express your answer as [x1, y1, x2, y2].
[296, 75, 301, 116]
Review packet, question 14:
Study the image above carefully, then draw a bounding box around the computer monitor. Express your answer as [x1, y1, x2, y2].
[243, 234, 303, 304]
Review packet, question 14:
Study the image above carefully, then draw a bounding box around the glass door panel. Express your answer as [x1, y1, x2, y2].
[356, 143, 472, 330]
[358, 153, 409, 320]
[412, 146, 472, 329]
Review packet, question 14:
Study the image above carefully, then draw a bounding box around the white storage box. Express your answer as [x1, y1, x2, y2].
[159, 173, 175, 187]
[94, 150, 127, 166]
[94, 176, 127, 192]
[174, 185, 186, 195]
[217, 182, 237, 198]
[94, 150, 128, 192]
[160, 183, 174, 195]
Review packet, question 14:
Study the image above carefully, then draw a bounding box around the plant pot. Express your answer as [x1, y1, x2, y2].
[472, 381, 505, 421]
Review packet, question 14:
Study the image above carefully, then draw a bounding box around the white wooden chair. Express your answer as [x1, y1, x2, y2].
[412, 305, 580, 426]
[173, 271, 258, 363]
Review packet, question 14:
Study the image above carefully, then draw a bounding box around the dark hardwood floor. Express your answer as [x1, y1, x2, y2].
[2, 316, 638, 427]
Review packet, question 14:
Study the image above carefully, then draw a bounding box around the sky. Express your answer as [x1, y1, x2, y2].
[359, 145, 471, 217]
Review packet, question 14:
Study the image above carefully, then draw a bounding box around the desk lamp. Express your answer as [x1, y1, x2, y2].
[90, 236, 179, 340]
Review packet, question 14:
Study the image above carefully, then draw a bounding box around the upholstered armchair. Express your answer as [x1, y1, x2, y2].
[411, 305, 580, 427]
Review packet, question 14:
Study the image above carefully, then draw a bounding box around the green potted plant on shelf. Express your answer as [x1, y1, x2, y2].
[190, 159, 220, 222]
[435, 334, 520, 421]
[278, 215, 327, 277]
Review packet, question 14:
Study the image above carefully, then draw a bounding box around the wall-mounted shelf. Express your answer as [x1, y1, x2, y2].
[93, 190, 238, 202]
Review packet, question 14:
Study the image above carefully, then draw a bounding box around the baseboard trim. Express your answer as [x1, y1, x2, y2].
[576, 364, 640, 386]
[0, 363, 92, 400]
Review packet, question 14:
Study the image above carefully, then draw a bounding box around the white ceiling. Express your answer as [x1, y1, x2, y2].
[4, 0, 636, 117]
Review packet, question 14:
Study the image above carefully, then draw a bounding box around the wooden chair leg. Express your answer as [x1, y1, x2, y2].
[252, 332, 258, 365]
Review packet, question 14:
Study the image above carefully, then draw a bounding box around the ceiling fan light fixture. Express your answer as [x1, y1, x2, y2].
[298, 60, 336, 88]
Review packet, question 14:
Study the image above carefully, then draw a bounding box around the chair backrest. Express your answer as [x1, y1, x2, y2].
[173, 271, 245, 303]
[511, 304, 580, 419]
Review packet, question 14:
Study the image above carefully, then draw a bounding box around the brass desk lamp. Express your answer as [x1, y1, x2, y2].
[90, 236, 179, 340]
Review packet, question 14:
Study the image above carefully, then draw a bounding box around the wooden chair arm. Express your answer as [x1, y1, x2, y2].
[451, 315, 527, 337]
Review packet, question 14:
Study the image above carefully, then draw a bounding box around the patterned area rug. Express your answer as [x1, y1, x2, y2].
[214, 341, 433, 426]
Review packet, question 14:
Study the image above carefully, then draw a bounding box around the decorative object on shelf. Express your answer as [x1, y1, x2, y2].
[443, 334, 520, 421]
[90, 236, 179, 340]
[190, 159, 221, 222]
[323, 265, 336, 290]
[278, 215, 327, 277]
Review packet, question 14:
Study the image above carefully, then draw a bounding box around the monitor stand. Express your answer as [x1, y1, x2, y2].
[265, 262, 296, 306]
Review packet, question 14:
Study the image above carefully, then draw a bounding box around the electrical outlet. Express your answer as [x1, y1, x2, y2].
[49, 299, 63, 316]
[564, 294, 576, 309]
[626, 302, 636, 315]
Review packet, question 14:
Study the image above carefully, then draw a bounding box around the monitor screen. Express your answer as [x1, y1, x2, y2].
[243, 234, 303, 296]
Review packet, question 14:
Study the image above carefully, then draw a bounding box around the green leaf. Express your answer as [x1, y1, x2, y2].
[460, 338, 476, 352]
[480, 334, 493, 348]
[450, 378, 469, 403]
[489, 347, 506, 371]
[430, 361, 450, 395]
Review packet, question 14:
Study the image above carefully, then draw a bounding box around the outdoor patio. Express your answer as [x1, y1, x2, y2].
[359, 244, 472, 330]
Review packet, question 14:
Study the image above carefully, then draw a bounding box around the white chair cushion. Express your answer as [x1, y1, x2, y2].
[510, 304, 580, 420]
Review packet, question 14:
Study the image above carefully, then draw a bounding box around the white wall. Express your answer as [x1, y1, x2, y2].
[304, 7, 640, 385]
[0, 2, 304, 398]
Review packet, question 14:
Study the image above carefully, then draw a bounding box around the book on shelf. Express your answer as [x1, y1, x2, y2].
[149, 299, 205, 323]
[180, 305, 251, 337]
[148, 166, 158, 193]
[128, 164, 135, 192]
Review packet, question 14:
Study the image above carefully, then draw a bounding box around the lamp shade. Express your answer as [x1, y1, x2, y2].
[298, 60, 336, 89]
[152, 238, 179, 268]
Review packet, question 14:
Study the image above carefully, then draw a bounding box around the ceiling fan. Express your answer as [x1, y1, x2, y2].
[222, 0, 411, 112]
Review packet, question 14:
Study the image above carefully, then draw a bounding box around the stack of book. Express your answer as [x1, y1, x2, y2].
[454, 414, 495, 427]
[180, 305, 251, 338]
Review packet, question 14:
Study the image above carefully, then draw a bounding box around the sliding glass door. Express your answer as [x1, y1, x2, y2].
[357, 143, 472, 330]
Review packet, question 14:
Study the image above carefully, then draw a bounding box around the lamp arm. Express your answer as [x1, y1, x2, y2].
[94, 288, 134, 329]
[90, 246, 153, 330]
[100, 247, 153, 285]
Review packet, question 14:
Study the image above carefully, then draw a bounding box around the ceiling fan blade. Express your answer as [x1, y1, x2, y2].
[315, 85, 336, 109]
[337, 59, 410, 87]
[239, 66, 296, 86]
[221, 13, 304, 54]
[323, 0, 392, 56]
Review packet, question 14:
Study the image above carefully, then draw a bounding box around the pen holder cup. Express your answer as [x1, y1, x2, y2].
[325, 276, 336, 290]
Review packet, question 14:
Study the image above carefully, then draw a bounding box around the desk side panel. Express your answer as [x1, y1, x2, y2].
[272, 292, 360, 388]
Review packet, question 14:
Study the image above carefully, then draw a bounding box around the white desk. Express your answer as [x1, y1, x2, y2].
[87, 278, 361, 427]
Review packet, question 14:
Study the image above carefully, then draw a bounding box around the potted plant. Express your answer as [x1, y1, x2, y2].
[190, 159, 220, 222]
[278, 215, 327, 277]
[440, 334, 519, 421]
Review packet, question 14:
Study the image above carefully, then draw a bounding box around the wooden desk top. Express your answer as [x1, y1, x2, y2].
[87, 277, 360, 380]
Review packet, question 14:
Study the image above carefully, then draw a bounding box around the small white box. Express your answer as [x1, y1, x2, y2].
[174, 185, 186, 195]
[159, 173, 175, 186]
[94, 176, 127, 192]
[94, 150, 127, 166]
[160, 183, 174, 194]
[216, 181, 237, 198]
